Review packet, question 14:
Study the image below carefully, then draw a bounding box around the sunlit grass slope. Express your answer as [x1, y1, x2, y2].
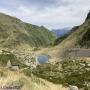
[0, 68, 68, 90]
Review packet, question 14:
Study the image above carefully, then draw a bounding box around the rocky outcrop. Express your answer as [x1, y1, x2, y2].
[86, 11, 90, 21]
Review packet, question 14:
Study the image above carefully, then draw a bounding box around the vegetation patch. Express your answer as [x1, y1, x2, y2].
[0, 51, 26, 68]
[23, 68, 31, 77]
[33, 59, 90, 89]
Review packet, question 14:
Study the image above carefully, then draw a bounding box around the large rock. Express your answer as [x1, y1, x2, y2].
[69, 85, 79, 90]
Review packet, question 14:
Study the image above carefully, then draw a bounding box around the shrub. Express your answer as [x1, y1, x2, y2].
[23, 69, 31, 77]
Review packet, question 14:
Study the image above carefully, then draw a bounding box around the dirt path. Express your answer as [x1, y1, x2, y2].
[69, 48, 90, 57]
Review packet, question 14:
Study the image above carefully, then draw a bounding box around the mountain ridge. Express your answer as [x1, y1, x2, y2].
[0, 13, 56, 49]
[52, 28, 71, 38]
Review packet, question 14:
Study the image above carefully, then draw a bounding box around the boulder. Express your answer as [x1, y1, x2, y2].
[69, 85, 79, 90]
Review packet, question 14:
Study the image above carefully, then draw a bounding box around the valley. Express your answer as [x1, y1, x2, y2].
[0, 11, 90, 90]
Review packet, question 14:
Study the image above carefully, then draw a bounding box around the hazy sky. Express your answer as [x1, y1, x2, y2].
[0, 0, 90, 29]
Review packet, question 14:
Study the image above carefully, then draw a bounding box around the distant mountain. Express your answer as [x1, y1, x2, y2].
[53, 27, 76, 45]
[52, 28, 71, 38]
[0, 13, 56, 48]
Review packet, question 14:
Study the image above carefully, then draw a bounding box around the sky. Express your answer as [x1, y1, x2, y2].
[0, 0, 90, 30]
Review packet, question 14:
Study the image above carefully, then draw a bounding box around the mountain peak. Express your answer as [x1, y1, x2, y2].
[85, 11, 90, 21]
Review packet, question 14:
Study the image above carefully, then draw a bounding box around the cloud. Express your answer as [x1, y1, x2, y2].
[0, 0, 90, 29]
